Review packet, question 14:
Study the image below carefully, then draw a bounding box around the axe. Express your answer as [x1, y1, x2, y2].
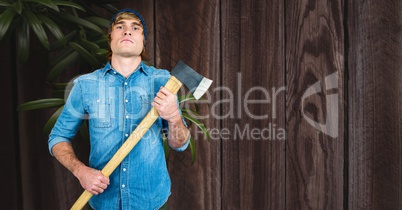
[70, 61, 212, 209]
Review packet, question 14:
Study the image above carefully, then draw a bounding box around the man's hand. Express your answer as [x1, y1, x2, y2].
[52, 142, 110, 195]
[74, 166, 110, 195]
[152, 86, 190, 148]
[152, 86, 181, 123]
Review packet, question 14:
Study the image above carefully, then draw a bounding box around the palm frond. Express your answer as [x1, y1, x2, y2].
[43, 105, 64, 134]
[17, 98, 65, 111]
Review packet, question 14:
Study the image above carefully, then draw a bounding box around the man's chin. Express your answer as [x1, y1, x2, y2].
[114, 51, 142, 58]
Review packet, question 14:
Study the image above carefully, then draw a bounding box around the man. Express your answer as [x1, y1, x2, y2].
[48, 8, 190, 209]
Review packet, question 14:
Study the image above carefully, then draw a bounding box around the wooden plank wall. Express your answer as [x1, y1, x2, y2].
[1, 0, 401, 209]
[154, 0, 221, 209]
[285, 0, 344, 209]
[348, 0, 402, 209]
[221, 0, 285, 209]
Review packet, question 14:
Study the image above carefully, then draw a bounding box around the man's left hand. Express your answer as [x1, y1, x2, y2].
[152, 87, 181, 123]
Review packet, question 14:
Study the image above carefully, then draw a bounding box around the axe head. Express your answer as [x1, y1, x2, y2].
[171, 60, 213, 100]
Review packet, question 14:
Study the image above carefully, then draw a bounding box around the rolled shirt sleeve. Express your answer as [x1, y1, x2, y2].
[48, 79, 87, 155]
[162, 102, 190, 152]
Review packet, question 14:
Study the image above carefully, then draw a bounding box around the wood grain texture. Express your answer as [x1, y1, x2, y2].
[221, 0, 285, 209]
[3, 0, 402, 209]
[285, 0, 344, 209]
[155, 0, 221, 209]
[348, 0, 402, 209]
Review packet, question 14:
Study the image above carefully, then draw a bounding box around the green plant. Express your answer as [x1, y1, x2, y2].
[0, 0, 111, 64]
[164, 94, 210, 164]
[1, 0, 209, 164]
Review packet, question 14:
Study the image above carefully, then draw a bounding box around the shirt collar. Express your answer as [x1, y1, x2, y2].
[101, 61, 149, 76]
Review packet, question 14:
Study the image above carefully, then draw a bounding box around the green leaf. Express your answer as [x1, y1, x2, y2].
[96, 0, 121, 4]
[69, 41, 100, 67]
[79, 38, 99, 51]
[49, 46, 74, 66]
[189, 137, 196, 165]
[51, 89, 65, 98]
[93, 37, 109, 49]
[37, 13, 65, 43]
[94, 48, 108, 57]
[0, 2, 12, 7]
[17, 98, 65, 111]
[181, 109, 206, 125]
[11, 1, 23, 14]
[182, 112, 210, 140]
[47, 51, 79, 81]
[194, 103, 200, 113]
[0, 8, 16, 40]
[180, 94, 210, 114]
[48, 82, 68, 90]
[43, 105, 64, 134]
[24, 0, 59, 12]
[16, 21, 29, 63]
[21, 8, 50, 49]
[56, 12, 103, 34]
[98, 3, 119, 14]
[178, 94, 195, 103]
[49, 30, 77, 51]
[179, 94, 199, 113]
[162, 133, 170, 161]
[54, 1, 85, 12]
[85, 16, 109, 28]
[178, 94, 209, 103]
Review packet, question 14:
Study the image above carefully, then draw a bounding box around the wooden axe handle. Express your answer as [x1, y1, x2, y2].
[70, 76, 183, 210]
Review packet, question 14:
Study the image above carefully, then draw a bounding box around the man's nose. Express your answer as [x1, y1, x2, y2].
[124, 31, 132, 36]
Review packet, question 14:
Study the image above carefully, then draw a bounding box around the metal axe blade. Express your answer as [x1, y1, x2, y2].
[171, 60, 213, 100]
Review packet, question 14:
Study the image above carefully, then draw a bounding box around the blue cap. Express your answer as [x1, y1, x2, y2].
[109, 8, 147, 41]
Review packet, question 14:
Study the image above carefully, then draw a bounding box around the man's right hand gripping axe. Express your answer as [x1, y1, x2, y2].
[70, 60, 213, 209]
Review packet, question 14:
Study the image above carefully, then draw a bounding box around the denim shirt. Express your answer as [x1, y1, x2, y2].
[48, 62, 189, 210]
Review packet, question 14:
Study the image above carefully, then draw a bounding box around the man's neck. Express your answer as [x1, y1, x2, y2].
[110, 56, 142, 78]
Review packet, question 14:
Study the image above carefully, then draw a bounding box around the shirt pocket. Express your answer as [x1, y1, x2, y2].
[89, 99, 112, 128]
[140, 94, 153, 104]
[138, 94, 154, 113]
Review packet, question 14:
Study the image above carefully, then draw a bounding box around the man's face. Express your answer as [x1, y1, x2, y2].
[109, 18, 144, 58]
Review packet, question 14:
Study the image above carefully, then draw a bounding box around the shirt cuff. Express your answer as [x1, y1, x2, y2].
[48, 136, 71, 156]
[170, 133, 191, 152]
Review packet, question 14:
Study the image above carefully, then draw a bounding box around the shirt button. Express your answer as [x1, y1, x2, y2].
[125, 99, 128, 103]
[125, 115, 129, 119]
[113, 71, 116, 74]
[124, 82, 128, 86]
[125, 134, 128, 137]
[122, 184, 125, 188]
[123, 168, 127, 171]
